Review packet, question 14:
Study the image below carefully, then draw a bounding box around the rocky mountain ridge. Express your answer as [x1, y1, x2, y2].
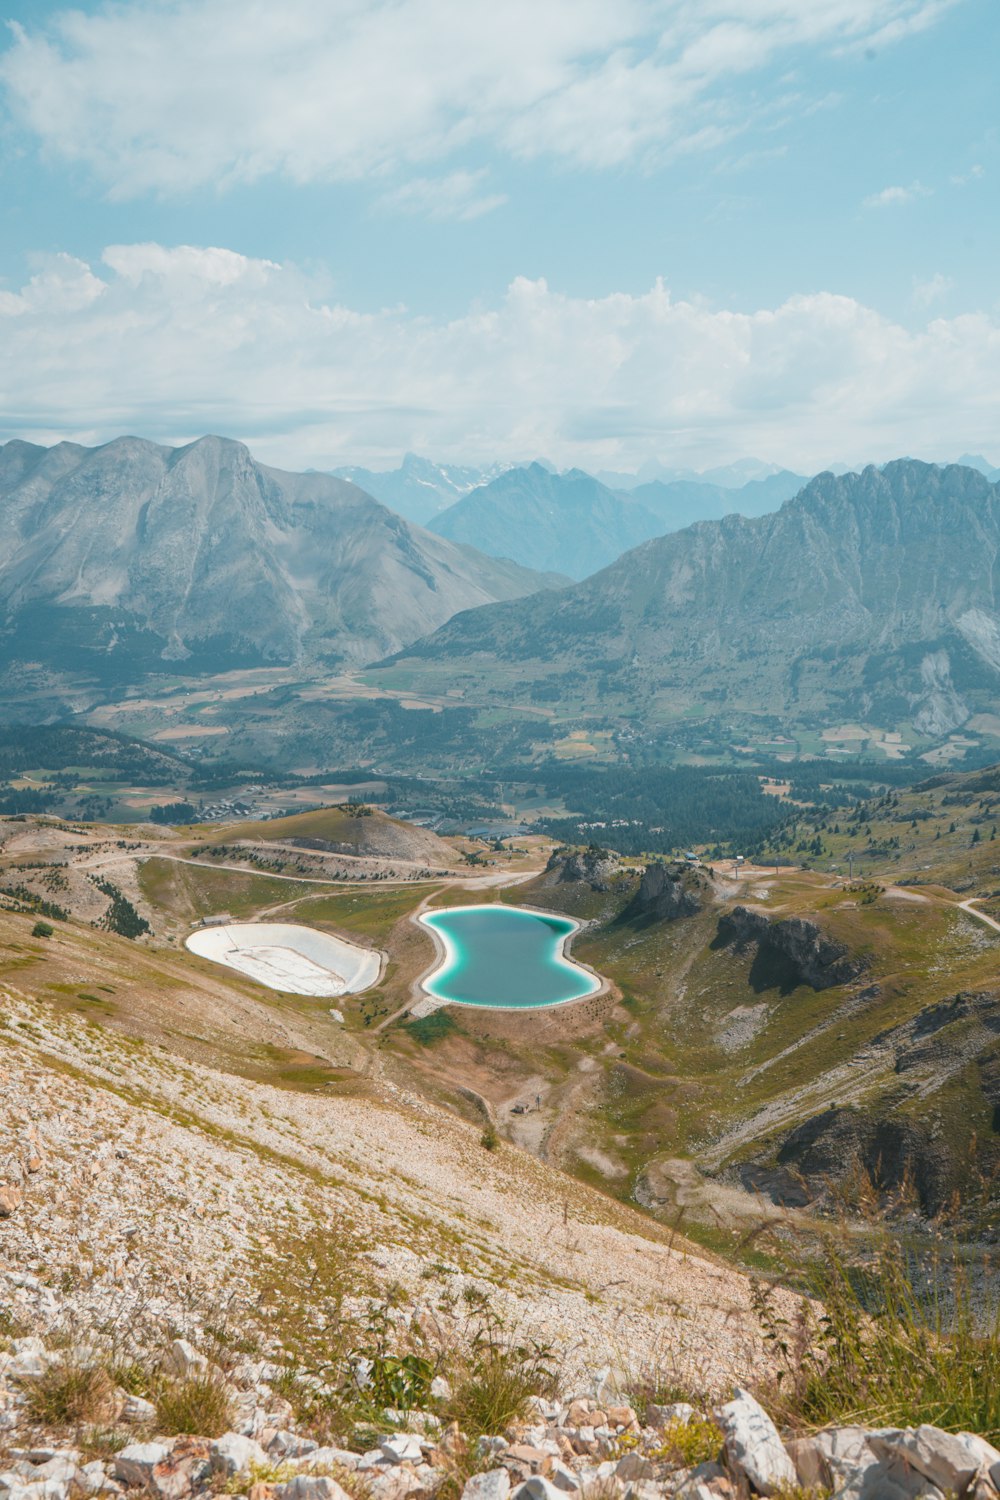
[0, 436, 561, 686]
[381, 460, 1000, 741]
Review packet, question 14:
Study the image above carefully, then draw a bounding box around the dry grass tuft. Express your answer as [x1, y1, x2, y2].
[23, 1360, 117, 1427]
[154, 1374, 234, 1437]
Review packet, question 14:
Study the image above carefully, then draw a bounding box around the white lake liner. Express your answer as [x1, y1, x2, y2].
[185, 922, 381, 996]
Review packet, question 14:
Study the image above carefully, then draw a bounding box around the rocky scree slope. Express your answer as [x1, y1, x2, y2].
[0, 972, 784, 1401]
[383, 460, 1000, 738]
[4, 985, 1000, 1500]
[0, 436, 561, 684]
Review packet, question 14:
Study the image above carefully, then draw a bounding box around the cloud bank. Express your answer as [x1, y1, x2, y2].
[0, 0, 958, 197]
[1, 242, 996, 472]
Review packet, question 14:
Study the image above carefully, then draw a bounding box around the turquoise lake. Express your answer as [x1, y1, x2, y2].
[418, 904, 601, 1009]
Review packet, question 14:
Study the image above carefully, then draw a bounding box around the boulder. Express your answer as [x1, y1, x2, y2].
[378, 1433, 424, 1465]
[715, 1388, 796, 1496]
[0, 1186, 23, 1217]
[294, 1448, 359, 1472]
[272, 1480, 353, 1500]
[461, 1472, 511, 1500]
[118, 1393, 157, 1426]
[111, 1443, 174, 1488]
[869, 1427, 1000, 1494]
[209, 1433, 269, 1478]
[673, 1464, 735, 1500]
[266, 1433, 318, 1460]
[510, 1480, 565, 1500]
[646, 1402, 694, 1430]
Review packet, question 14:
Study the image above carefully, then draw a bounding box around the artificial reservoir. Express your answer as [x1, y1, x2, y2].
[418, 904, 601, 1009]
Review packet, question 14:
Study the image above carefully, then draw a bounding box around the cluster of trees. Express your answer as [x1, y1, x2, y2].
[530, 764, 791, 856]
[149, 802, 199, 824]
[0, 884, 68, 920]
[0, 725, 184, 783]
[90, 876, 151, 939]
[0, 787, 59, 814]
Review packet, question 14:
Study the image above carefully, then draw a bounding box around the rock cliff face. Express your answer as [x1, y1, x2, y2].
[741, 990, 1000, 1215]
[544, 846, 621, 891]
[619, 862, 703, 925]
[0, 435, 561, 683]
[714, 906, 867, 992]
[771, 1106, 949, 1214]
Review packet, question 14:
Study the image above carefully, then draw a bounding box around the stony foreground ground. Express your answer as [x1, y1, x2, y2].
[5, 978, 1000, 1500]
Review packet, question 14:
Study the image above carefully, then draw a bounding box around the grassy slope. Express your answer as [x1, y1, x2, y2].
[189, 803, 458, 865]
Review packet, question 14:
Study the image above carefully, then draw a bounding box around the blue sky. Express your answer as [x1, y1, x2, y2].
[0, 0, 997, 474]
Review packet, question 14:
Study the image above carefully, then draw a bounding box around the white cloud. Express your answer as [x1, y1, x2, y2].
[864, 180, 932, 207]
[912, 271, 953, 306]
[1, 241, 998, 474]
[951, 163, 985, 185]
[377, 170, 507, 221]
[0, 0, 961, 198]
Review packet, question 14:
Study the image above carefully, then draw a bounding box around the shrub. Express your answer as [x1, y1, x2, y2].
[32, 920, 54, 938]
[154, 1375, 234, 1437]
[353, 1303, 434, 1413]
[23, 1360, 116, 1426]
[405, 1012, 457, 1046]
[480, 1124, 499, 1151]
[654, 1414, 721, 1467]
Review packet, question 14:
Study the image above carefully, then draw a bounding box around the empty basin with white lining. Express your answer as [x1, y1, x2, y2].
[185, 921, 381, 996]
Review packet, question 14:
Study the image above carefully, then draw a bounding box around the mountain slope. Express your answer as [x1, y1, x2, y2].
[377, 460, 1000, 739]
[0, 435, 561, 682]
[428, 463, 665, 579]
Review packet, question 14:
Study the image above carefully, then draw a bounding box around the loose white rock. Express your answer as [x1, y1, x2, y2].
[716, 1387, 796, 1496]
[511, 1480, 566, 1500]
[209, 1433, 269, 1477]
[461, 1470, 511, 1500]
[118, 1393, 157, 1426]
[160, 1340, 208, 1380]
[296, 1448, 359, 1472]
[378, 1433, 424, 1465]
[870, 1427, 1000, 1494]
[273, 1479, 354, 1500]
[112, 1442, 173, 1488]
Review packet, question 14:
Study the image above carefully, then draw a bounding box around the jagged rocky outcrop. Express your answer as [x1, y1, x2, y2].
[543, 846, 621, 891]
[758, 1107, 949, 1215]
[740, 990, 1000, 1217]
[714, 906, 867, 992]
[619, 861, 704, 926]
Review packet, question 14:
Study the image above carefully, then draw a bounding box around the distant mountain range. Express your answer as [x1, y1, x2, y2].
[378, 460, 1000, 741]
[330, 453, 514, 525]
[426, 465, 662, 580]
[0, 436, 563, 685]
[426, 464, 809, 579]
